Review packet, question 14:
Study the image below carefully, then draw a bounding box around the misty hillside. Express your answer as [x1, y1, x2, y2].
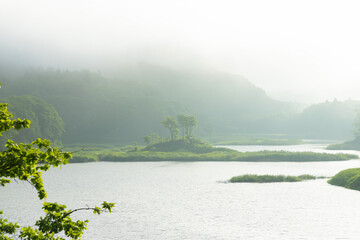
[287, 99, 360, 140]
[113, 64, 301, 134]
[115, 63, 297, 114]
[0, 65, 298, 143]
[0, 69, 186, 143]
[0, 65, 358, 144]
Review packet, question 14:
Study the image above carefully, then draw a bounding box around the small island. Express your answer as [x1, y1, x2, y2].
[68, 115, 359, 163]
[229, 174, 324, 183]
[69, 137, 358, 163]
[328, 168, 360, 191]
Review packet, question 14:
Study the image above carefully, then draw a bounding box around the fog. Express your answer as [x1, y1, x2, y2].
[1, 0, 360, 102]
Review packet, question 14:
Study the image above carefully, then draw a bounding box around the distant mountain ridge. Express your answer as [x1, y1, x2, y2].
[0, 64, 358, 143]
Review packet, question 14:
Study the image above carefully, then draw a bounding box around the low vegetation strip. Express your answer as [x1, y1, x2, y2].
[328, 168, 360, 191]
[99, 151, 357, 162]
[142, 138, 232, 153]
[65, 140, 359, 163]
[229, 174, 322, 183]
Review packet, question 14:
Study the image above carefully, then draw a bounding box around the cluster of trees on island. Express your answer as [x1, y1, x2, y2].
[143, 114, 198, 144]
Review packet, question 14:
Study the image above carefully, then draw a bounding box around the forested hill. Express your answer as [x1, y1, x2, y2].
[0, 69, 184, 143]
[114, 63, 298, 115]
[0, 95, 65, 147]
[0, 65, 297, 143]
[287, 99, 360, 140]
[111, 64, 300, 135]
[0, 65, 357, 144]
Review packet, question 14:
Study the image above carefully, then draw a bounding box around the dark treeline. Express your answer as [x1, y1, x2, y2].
[0, 68, 189, 144]
[0, 64, 359, 145]
[0, 95, 64, 148]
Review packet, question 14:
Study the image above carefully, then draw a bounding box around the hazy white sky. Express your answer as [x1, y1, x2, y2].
[1, 0, 360, 103]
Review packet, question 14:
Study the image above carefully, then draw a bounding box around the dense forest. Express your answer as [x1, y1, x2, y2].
[0, 64, 359, 145]
[0, 95, 64, 148]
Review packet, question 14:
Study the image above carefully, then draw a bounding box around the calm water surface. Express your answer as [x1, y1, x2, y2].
[1, 144, 360, 239]
[219, 142, 360, 155]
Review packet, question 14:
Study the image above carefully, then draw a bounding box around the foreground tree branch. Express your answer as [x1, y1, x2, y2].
[0, 90, 115, 240]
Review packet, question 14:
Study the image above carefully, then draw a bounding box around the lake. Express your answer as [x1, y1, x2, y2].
[1, 144, 360, 239]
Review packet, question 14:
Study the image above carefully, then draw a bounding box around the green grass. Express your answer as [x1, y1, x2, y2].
[63, 140, 358, 163]
[328, 168, 360, 191]
[99, 151, 357, 162]
[229, 174, 322, 183]
[70, 154, 98, 163]
[63, 143, 136, 163]
[142, 138, 233, 153]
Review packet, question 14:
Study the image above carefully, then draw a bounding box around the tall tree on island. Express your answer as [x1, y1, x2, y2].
[161, 116, 179, 140]
[177, 114, 198, 139]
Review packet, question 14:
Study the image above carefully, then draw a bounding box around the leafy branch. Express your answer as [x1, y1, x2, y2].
[0, 96, 115, 240]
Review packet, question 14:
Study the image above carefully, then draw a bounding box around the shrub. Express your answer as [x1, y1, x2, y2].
[229, 174, 319, 183]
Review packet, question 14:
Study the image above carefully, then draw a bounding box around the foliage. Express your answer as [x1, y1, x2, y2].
[160, 114, 198, 142]
[229, 174, 321, 183]
[328, 168, 360, 191]
[142, 133, 162, 145]
[132, 141, 138, 151]
[142, 138, 231, 153]
[99, 150, 357, 163]
[0, 100, 114, 239]
[62, 143, 139, 163]
[60, 140, 358, 163]
[177, 114, 198, 139]
[59, 141, 358, 163]
[161, 116, 179, 140]
[70, 154, 98, 163]
[143, 135, 152, 145]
